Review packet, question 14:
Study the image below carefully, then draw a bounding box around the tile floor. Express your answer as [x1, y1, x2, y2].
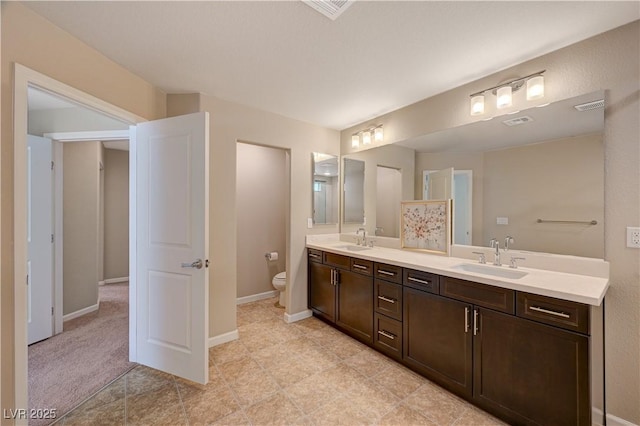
[56, 297, 506, 425]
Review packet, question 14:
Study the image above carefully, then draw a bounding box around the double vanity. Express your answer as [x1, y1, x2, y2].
[306, 236, 609, 426]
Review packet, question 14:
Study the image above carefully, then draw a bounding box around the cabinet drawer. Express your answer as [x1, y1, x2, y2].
[351, 258, 373, 276]
[374, 313, 402, 360]
[308, 249, 323, 263]
[374, 263, 402, 284]
[323, 252, 350, 270]
[441, 277, 514, 314]
[517, 292, 590, 334]
[403, 269, 439, 294]
[375, 280, 402, 321]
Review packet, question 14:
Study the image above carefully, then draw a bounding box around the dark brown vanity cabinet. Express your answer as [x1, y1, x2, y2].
[373, 263, 404, 360]
[474, 308, 590, 426]
[307, 249, 373, 344]
[308, 249, 592, 426]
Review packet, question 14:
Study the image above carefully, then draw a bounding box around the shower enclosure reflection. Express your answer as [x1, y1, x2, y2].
[312, 153, 339, 225]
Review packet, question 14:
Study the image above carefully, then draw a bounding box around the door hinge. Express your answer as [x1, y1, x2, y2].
[51, 307, 54, 316]
[51, 234, 55, 243]
[26, 274, 29, 286]
[205, 259, 209, 268]
[51, 161, 54, 170]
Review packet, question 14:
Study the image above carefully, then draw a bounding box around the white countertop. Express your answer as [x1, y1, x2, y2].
[306, 238, 609, 306]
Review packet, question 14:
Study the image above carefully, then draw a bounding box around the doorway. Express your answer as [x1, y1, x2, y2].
[12, 64, 144, 415]
[25, 87, 134, 417]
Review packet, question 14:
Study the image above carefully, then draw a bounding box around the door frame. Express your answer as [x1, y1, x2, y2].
[12, 63, 144, 415]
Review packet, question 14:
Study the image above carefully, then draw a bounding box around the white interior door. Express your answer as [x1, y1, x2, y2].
[135, 112, 209, 384]
[27, 135, 54, 345]
[426, 167, 454, 200]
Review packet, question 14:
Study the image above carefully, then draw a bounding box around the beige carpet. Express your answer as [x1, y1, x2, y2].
[28, 283, 136, 425]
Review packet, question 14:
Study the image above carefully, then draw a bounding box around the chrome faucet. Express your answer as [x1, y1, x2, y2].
[356, 228, 367, 246]
[489, 238, 501, 266]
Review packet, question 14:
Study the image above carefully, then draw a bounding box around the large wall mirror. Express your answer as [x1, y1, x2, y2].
[312, 152, 339, 225]
[343, 158, 365, 224]
[346, 90, 605, 258]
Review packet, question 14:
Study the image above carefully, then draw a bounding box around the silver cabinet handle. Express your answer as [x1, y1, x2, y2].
[530, 306, 570, 318]
[407, 276, 431, 285]
[377, 270, 396, 276]
[309, 253, 321, 258]
[333, 269, 339, 285]
[353, 264, 368, 270]
[330, 269, 336, 285]
[377, 295, 396, 304]
[473, 309, 479, 336]
[181, 259, 203, 269]
[464, 307, 469, 333]
[378, 330, 396, 340]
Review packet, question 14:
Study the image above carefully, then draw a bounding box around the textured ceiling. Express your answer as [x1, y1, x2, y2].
[24, 1, 640, 130]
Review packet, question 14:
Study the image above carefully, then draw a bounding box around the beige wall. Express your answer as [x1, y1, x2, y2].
[342, 21, 640, 424]
[236, 142, 287, 299]
[165, 93, 340, 338]
[103, 148, 129, 280]
[62, 142, 101, 315]
[1, 2, 166, 413]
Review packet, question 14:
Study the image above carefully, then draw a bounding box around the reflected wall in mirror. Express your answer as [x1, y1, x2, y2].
[358, 90, 605, 258]
[312, 152, 339, 225]
[341, 144, 415, 235]
[343, 158, 365, 224]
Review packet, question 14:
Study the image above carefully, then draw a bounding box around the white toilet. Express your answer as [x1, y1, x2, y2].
[272, 272, 286, 308]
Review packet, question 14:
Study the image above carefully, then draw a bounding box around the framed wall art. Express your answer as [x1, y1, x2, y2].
[400, 199, 451, 255]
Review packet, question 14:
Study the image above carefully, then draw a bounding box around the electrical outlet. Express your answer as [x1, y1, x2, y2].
[627, 227, 640, 248]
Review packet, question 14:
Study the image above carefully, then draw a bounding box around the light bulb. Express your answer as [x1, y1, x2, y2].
[374, 126, 384, 142]
[351, 134, 359, 148]
[526, 75, 544, 100]
[497, 86, 512, 109]
[470, 95, 485, 116]
[362, 130, 372, 145]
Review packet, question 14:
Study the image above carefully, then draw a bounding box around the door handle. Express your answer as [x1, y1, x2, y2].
[181, 259, 203, 269]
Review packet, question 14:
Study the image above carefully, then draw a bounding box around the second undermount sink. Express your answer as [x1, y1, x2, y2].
[452, 263, 528, 279]
[336, 244, 371, 252]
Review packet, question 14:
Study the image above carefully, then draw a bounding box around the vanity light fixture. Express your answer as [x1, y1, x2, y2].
[352, 125, 383, 148]
[469, 70, 545, 115]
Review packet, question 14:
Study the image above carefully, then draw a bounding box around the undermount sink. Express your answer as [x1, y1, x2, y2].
[452, 263, 528, 279]
[336, 244, 371, 252]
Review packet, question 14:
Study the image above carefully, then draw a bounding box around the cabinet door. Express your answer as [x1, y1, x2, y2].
[336, 269, 373, 344]
[309, 261, 336, 323]
[403, 287, 473, 397]
[474, 308, 590, 426]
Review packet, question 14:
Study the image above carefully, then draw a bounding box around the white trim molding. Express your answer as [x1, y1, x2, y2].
[236, 290, 278, 305]
[284, 309, 312, 323]
[63, 302, 99, 322]
[606, 414, 639, 426]
[208, 330, 239, 348]
[43, 130, 130, 142]
[102, 277, 129, 285]
[592, 407, 604, 426]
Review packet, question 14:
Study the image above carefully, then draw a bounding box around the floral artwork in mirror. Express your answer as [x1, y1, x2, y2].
[312, 153, 339, 225]
[401, 199, 451, 255]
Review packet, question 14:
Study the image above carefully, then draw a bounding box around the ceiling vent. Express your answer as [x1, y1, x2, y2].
[302, 0, 355, 20]
[574, 99, 605, 112]
[502, 116, 534, 127]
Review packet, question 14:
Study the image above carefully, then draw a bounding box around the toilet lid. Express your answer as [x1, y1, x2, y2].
[274, 272, 286, 281]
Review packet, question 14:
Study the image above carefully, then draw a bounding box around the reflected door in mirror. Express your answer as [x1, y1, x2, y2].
[344, 158, 365, 224]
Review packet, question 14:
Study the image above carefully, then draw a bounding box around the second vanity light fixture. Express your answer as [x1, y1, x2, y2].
[352, 124, 384, 148]
[469, 70, 545, 116]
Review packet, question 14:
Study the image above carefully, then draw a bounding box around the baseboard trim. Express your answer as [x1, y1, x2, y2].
[63, 302, 99, 322]
[606, 414, 639, 426]
[236, 290, 278, 305]
[102, 277, 129, 285]
[208, 330, 239, 348]
[284, 309, 312, 323]
[592, 407, 604, 426]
